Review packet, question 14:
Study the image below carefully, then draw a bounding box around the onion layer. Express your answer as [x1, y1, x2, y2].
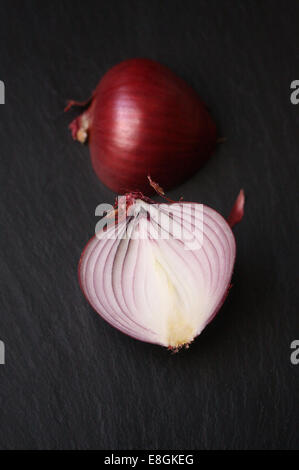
[79, 191, 244, 350]
[67, 58, 217, 194]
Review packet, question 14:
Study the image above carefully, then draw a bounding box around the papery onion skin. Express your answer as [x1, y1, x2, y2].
[67, 58, 217, 194]
[79, 191, 243, 350]
[227, 189, 245, 228]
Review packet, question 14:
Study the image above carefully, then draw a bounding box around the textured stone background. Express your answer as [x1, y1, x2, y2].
[0, 0, 298, 449]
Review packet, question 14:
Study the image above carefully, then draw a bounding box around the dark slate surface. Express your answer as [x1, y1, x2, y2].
[0, 0, 298, 450]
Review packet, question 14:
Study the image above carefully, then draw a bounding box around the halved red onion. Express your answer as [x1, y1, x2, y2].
[79, 191, 244, 350]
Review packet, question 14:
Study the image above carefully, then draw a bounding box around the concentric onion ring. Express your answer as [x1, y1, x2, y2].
[79, 195, 241, 350]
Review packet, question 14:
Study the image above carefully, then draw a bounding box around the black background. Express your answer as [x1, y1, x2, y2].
[0, 0, 298, 450]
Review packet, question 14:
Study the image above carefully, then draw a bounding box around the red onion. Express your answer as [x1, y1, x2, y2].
[79, 185, 244, 350]
[66, 58, 217, 194]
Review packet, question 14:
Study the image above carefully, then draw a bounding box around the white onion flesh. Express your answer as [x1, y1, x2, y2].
[79, 199, 236, 349]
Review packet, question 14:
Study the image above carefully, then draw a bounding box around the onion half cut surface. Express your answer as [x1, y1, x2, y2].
[79, 197, 237, 350]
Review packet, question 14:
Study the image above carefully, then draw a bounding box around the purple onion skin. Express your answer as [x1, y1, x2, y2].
[68, 58, 217, 195]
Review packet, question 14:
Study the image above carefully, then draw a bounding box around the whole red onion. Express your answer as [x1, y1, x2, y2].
[67, 58, 217, 194]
